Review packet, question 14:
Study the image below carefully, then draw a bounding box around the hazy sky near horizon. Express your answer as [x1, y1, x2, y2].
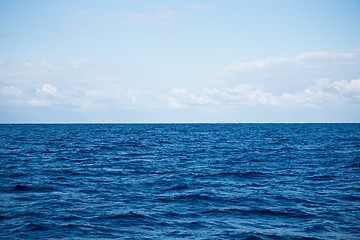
[1, 0, 360, 122]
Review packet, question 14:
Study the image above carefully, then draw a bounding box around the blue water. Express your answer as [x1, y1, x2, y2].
[0, 124, 360, 239]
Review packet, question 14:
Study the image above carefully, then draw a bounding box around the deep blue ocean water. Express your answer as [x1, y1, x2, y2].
[0, 123, 360, 239]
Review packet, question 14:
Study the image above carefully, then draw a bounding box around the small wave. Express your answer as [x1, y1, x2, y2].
[77, 148, 93, 154]
[341, 163, 360, 168]
[108, 212, 153, 220]
[341, 195, 360, 201]
[103, 169, 125, 176]
[280, 146, 295, 150]
[165, 184, 189, 191]
[176, 193, 214, 201]
[228, 208, 313, 219]
[55, 216, 81, 221]
[95, 212, 158, 226]
[202, 209, 231, 215]
[99, 146, 117, 151]
[124, 153, 145, 156]
[41, 150, 56, 154]
[2, 172, 25, 178]
[163, 211, 200, 218]
[306, 175, 335, 181]
[218, 171, 268, 179]
[214, 232, 286, 240]
[155, 193, 215, 203]
[79, 188, 102, 194]
[305, 224, 329, 233]
[12, 184, 33, 192]
[178, 221, 209, 230]
[0, 214, 14, 220]
[56, 157, 71, 161]
[10, 184, 58, 193]
[151, 170, 175, 175]
[23, 223, 52, 232]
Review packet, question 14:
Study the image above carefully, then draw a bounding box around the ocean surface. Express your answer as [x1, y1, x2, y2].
[0, 123, 359, 240]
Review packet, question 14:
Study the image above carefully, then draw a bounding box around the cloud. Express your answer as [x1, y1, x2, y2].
[167, 88, 216, 109]
[0, 57, 95, 89]
[222, 49, 360, 95]
[225, 51, 358, 71]
[305, 78, 360, 103]
[166, 85, 272, 109]
[191, 5, 214, 10]
[121, 9, 186, 24]
[37, 84, 57, 96]
[166, 78, 360, 110]
[0, 86, 22, 97]
[1, 76, 359, 112]
[69, 10, 89, 16]
[27, 99, 55, 107]
[0, 50, 359, 115]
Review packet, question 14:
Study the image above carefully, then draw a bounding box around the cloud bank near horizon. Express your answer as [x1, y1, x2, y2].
[1, 50, 359, 114]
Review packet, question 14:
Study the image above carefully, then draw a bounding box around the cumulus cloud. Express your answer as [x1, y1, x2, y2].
[302, 78, 360, 104]
[166, 78, 360, 110]
[37, 84, 57, 96]
[333, 79, 360, 98]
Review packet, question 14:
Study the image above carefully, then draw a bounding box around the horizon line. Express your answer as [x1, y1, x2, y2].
[0, 122, 359, 124]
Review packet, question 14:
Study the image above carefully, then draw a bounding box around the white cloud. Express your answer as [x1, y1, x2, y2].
[222, 50, 360, 95]
[166, 78, 360, 110]
[121, 9, 186, 24]
[307, 78, 360, 103]
[167, 87, 217, 109]
[121, 13, 151, 24]
[167, 97, 187, 109]
[27, 99, 54, 107]
[191, 5, 214, 10]
[69, 10, 89, 16]
[0, 86, 22, 97]
[1, 77, 359, 112]
[333, 79, 360, 98]
[156, 10, 186, 19]
[37, 84, 57, 96]
[0, 50, 359, 116]
[225, 51, 358, 71]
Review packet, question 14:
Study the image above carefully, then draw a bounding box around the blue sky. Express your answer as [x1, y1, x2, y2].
[0, 0, 360, 122]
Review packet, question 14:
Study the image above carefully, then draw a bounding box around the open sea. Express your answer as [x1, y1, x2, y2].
[0, 123, 359, 239]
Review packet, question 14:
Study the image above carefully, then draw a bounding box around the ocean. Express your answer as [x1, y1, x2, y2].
[0, 123, 359, 239]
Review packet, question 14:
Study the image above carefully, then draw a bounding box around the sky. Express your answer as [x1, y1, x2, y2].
[0, 0, 360, 123]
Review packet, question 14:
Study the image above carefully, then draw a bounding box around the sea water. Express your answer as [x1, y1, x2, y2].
[0, 123, 359, 239]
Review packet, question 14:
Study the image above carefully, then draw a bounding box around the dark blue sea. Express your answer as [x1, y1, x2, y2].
[0, 124, 360, 239]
